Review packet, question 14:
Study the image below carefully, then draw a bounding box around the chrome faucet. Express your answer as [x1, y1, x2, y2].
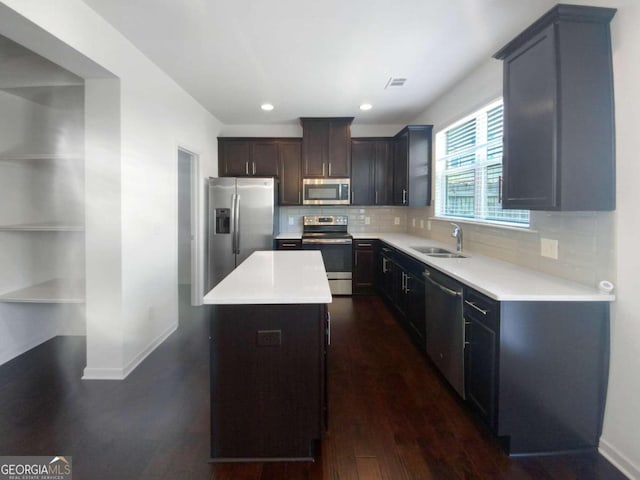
[451, 223, 463, 252]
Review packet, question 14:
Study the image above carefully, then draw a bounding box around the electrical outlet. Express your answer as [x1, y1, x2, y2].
[419, 219, 424, 229]
[394, 217, 400, 225]
[540, 238, 559, 259]
[365, 216, 370, 225]
[412, 218, 416, 227]
[288, 216, 294, 226]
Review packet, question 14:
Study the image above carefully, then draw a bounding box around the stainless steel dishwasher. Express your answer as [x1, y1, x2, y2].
[423, 267, 465, 398]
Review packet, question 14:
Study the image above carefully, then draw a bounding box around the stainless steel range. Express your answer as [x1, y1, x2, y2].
[302, 215, 352, 295]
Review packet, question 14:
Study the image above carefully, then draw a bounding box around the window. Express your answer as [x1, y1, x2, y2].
[434, 99, 529, 226]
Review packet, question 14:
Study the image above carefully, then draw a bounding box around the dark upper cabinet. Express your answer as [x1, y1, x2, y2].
[219, 140, 252, 177]
[251, 141, 279, 176]
[301, 118, 353, 178]
[218, 138, 279, 177]
[218, 138, 301, 205]
[278, 140, 302, 205]
[351, 138, 393, 206]
[494, 5, 616, 211]
[392, 125, 433, 207]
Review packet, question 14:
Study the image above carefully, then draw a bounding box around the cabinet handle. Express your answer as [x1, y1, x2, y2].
[298, 190, 301, 204]
[498, 176, 503, 204]
[402, 189, 407, 205]
[351, 190, 354, 203]
[464, 300, 489, 315]
[252, 161, 256, 175]
[382, 257, 389, 273]
[329, 163, 332, 176]
[327, 311, 331, 346]
[322, 163, 326, 177]
[245, 161, 249, 176]
[358, 243, 372, 247]
[375, 190, 379, 204]
[281, 242, 298, 248]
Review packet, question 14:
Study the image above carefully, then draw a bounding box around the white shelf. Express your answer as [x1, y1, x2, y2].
[0, 222, 84, 232]
[0, 279, 85, 304]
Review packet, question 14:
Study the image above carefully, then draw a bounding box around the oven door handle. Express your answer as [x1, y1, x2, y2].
[302, 238, 353, 245]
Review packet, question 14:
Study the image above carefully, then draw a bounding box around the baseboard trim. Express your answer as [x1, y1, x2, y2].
[0, 332, 57, 366]
[82, 322, 178, 380]
[600, 437, 639, 480]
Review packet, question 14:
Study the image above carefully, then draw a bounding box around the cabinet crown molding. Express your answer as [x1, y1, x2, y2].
[494, 4, 617, 60]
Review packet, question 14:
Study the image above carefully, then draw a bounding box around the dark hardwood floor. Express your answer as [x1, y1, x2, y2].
[0, 294, 626, 480]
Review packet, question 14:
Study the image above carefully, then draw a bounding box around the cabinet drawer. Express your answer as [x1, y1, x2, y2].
[354, 239, 375, 249]
[276, 239, 302, 250]
[463, 288, 499, 332]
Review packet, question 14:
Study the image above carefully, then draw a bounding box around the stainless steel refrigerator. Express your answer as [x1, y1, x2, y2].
[207, 177, 278, 290]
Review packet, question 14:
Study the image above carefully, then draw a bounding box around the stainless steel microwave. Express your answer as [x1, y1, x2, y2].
[302, 178, 350, 205]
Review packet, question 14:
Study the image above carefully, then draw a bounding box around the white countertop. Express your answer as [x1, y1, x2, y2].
[275, 233, 302, 240]
[351, 232, 614, 302]
[203, 250, 332, 305]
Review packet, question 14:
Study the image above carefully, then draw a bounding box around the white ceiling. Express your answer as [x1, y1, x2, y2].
[81, 0, 557, 125]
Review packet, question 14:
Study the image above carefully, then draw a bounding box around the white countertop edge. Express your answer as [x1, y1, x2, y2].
[275, 233, 303, 240]
[206, 297, 332, 305]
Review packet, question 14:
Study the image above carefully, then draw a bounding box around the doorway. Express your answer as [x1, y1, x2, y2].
[177, 148, 200, 314]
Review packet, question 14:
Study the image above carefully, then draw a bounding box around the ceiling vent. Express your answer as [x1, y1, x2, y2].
[385, 77, 407, 88]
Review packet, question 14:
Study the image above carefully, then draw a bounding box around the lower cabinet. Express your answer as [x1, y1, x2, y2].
[352, 240, 375, 295]
[462, 286, 610, 455]
[210, 303, 327, 460]
[464, 287, 499, 431]
[374, 240, 610, 455]
[376, 243, 426, 350]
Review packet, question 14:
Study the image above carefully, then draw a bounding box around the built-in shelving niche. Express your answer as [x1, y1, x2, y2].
[0, 152, 85, 304]
[0, 34, 86, 363]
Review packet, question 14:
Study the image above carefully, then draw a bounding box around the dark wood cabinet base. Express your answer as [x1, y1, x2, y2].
[210, 303, 327, 461]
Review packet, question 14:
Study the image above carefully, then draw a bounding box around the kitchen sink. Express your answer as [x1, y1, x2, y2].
[411, 246, 453, 254]
[427, 252, 467, 258]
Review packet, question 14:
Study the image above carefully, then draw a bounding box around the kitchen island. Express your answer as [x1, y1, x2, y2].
[203, 250, 332, 462]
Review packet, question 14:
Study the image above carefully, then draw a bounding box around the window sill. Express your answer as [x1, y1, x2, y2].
[429, 216, 537, 233]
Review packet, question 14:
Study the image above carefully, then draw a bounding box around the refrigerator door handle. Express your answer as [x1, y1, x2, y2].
[230, 193, 238, 254]
[234, 194, 241, 254]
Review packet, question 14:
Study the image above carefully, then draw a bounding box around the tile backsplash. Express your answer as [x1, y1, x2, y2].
[279, 206, 408, 234]
[279, 205, 614, 289]
[406, 207, 614, 289]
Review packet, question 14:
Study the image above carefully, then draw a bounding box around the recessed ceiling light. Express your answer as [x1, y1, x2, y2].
[261, 103, 274, 111]
[360, 103, 373, 111]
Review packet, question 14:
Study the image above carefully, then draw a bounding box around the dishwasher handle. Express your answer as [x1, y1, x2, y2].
[422, 270, 462, 297]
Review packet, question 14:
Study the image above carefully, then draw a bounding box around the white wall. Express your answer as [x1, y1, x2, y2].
[594, 1, 640, 478]
[410, 2, 639, 477]
[0, 0, 222, 379]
